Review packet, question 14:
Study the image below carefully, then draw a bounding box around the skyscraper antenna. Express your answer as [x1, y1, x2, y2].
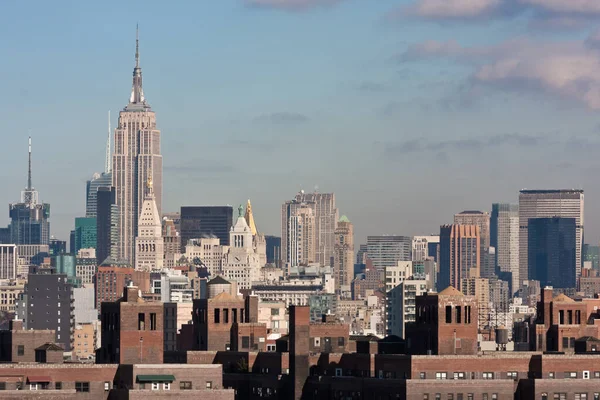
[105, 111, 111, 174]
[135, 23, 139, 68]
[27, 136, 32, 190]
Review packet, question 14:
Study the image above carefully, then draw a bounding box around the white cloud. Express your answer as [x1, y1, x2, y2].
[519, 0, 600, 14]
[245, 0, 342, 11]
[405, 0, 502, 19]
[401, 33, 600, 110]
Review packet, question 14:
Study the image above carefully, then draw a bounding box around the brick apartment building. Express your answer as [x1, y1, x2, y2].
[95, 266, 151, 310]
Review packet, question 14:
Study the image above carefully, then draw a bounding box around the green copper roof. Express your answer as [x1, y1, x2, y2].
[339, 215, 350, 223]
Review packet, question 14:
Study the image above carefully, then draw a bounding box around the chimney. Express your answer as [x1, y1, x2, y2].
[123, 281, 140, 303]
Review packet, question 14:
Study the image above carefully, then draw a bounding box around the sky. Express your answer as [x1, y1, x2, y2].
[1, 0, 600, 247]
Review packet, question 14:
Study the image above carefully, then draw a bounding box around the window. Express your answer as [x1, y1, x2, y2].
[542, 394, 548, 400]
[151, 383, 159, 390]
[424, 395, 429, 400]
[338, 337, 345, 347]
[139, 383, 146, 390]
[180, 381, 192, 390]
[482, 372, 494, 379]
[566, 372, 577, 379]
[492, 395, 498, 400]
[271, 308, 279, 316]
[29, 384, 38, 391]
[104, 382, 110, 391]
[214, 308, 220, 323]
[594, 394, 599, 400]
[483, 395, 488, 400]
[224, 308, 229, 323]
[575, 394, 588, 400]
[242, 336, 250, 349]
[595, 372, 600, 378]
[454, 372, 465, 380]
[163, 383, 170, 390]
[446, 306, 452, 323]
[75, 382, 90, 392]
[150, 313, 156, 330]
[447, 395, 453, 400]
[507, 371, 518, 379]
[435, 395, 441, 400]
[435, 372, 447, 380]
[17, 345, 24, 356]
[420, 372, 426, 379]
[206, 381, 212, 389]
[456, 306, 461, 323]
[548, 372, 555, 379]
[467, 395, 473, 400]
[553, 394, 566, 400]
[138, 313, 145, 330]
[335, 368, 343, 377]
[562, 337, 569, 349]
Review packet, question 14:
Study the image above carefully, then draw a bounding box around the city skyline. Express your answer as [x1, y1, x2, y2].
[1, 0, 599, 248]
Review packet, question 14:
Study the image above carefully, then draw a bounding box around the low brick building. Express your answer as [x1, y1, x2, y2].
[0, 319, 56, 362]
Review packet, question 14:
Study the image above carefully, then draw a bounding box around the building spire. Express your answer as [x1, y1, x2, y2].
[27, 136, 32, 190]
[129, 24, 146, 106]
[21, 136, 38, 205]
[105, 111, 111, 174]
[245, 199, 258, 235]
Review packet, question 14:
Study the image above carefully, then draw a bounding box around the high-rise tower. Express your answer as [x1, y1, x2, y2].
[9, 137, 50, 245]
[85, 111, 113, 218]
[113, 26, 163, 264]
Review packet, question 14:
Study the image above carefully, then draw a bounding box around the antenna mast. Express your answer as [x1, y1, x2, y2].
[105, 111, 111, 174]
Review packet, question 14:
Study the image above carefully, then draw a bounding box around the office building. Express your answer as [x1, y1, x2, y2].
[76, 249, 97, 285]
[113, 28, 163, 264]
[134, 177, 164, 271]
[162, 217, 180, 268]
[0, 281, 25, 312]
[9, 137, 50, 245]
[51, 254, 77, 279]
[85, 173, 111, 219]
[265, 235, 281, 267]
[366, 235, 411, 270]
[461, 276, 490, 331]
[180, 206, 233, 247]
[15, 268, 74, 351]
[412, 235, 439, 262]
[282, 200, 317, 268]
[333, 216, 354, 294]
[528, 217, 577, 289]
[49, 237, 66, 256]
[583, 244, 600, 271]
[454, 211, 491, 277]
[519, 189, 584, 285]
[74, 217, 96, 254]
[185, 237, 225, 276]
[16, 244, 49, 276]
[96, 186, 118, 265]
[491, 203, 519, 293]
[386, 279, 428, 338]
[0, 244, 17, 279]
[94, 265, 151, 310]
[289, 191, 338, 266]
[439, 224, 480, 292]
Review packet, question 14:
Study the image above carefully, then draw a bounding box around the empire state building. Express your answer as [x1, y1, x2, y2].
[113, 27, 163, 264]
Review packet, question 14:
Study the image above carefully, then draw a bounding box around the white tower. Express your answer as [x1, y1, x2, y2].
[135, 176, 164, 271]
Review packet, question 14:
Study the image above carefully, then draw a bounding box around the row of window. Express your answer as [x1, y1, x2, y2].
[431, 372, 510, 380]
[423, 395, 497, 400]
[542, 394, 600, 400]
[0, 382, 93, 392]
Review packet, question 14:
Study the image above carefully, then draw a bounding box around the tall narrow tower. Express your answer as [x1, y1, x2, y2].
[113, 26, 163, 264]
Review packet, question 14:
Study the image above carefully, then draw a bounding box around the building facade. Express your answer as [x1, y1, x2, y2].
[282, 199, 316, 268]
[74, 217, 96, 254]
[113, 29, 163, 264]
[491, 203, 519, 294]
[180, 206, 233, 248]
[85, 172, 112, 219]
[519, 189, 584, 286]
[439, 225, 480, 292]
[96, 186, 118, 265]
[0, 244, 17, 279]
[366, 235, 412, 270]
[134, 178, 164, 271]
[333, 216, 354, 295]
[454, 211, 491, 277]
[412, 235, 439, 262]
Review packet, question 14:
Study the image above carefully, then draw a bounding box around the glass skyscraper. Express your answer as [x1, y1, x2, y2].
[74, 217, 97, 254]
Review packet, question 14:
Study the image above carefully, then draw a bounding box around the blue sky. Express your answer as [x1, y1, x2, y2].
[1, 0, 600, 246]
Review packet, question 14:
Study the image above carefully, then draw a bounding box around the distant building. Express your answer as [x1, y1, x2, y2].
[528, 217, 577, 289]
[491, 203, 519, 294]
[51, 254, 76, 279]
[49, 237, 66, 256]
[162, 217, 180, 268]
[185, 237, 225, 276]
[439, 224, 480, 292]
[519, 189, 584, 286]
[180, 206, 233, 247]
[583, 243, 599, 271]
[366, 235, 411, 270]
[454, 211, 491, 278]
[412, 236, 439, 262]
[16, 268, 74, 351]
[0, 281, 25, 313]
[94, 266, 151, 310]
[74, 217, 96, 254]
[73, 323, 96, 360]
[96, 186, 118, 265]
[333, 216, 354, 295]
[282, 200, 316, 268]
[386, 279, 428, 338]
[85, 172, 112, 219]
[0, 244, 17, 279]
[9, 138, 50, 245]
[134, 178, 164, 272]
[265, 235, 282, 267]
[461, 276, 490, 331]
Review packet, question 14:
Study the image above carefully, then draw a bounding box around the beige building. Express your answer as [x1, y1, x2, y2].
[185, 237, 226, 276]
[283, 201, 316, 269]
[0, 280, 25, 312]
[113, 29, 163, 264]
[162, 217, 181, 268]
[73, 323, 96, 360]
[334, 216, 354, 295]
[461, 276, 490, 331]
[454, 211, 491, 277]
[440, 224, 480, 291]
[258, 301, 288, 335]
[134, 178, 164, 271]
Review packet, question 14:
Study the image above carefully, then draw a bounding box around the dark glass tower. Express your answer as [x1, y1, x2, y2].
[180, 206, 233, 247]
[528, 217, 577, 289]
[96, 186, 118, 265]
[9, 137, 50, 245]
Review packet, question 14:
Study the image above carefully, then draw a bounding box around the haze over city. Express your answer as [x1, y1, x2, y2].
[2, 0, 599, 246]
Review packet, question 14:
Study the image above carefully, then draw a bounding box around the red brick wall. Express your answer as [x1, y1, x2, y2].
[119, 302, 164, 364]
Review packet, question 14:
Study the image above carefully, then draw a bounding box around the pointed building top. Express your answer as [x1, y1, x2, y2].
[21, 136, 38, 205]
[135, 23, 140, 68]
[126, 24, 149, 110]
[245, 199, 258, 235]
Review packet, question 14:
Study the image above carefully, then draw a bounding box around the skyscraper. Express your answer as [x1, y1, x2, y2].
[333, 216, 354, 294]
[366, 235, 411, 270]
[0, 245, 17, 280]
[85, 111, 113, 219]
[283, 201, 316, 268]
[113, 27, 163, 264]
[281, 190, 339, 265]
[519, 190, 584, 285]
[528, 217, 577, 289]
[439, 224, 480, 291]
[96, 186, 118, 265]
[134, 177, 164, 272]
[490, 203, 519, 293]
[74, 217, 97, 254]
[9, 137, 50, 245]
[454, 211, 491, 277]
[412, 235, 440, 262]
[180, 206, 234, 248]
